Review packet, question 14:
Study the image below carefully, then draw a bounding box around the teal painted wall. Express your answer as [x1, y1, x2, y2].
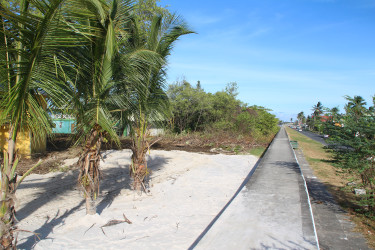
[52, 119, 75, 134]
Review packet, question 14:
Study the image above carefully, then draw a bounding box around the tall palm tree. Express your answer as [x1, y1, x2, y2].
[311, 101, 324, 132]
[328, 106, 340, 122]
[0, 0, 77, 247]
[312, 101, 324, 117]
[125, 14, 194, 191]
[297, 111, 305, 125]
[344, 95, 367, 120]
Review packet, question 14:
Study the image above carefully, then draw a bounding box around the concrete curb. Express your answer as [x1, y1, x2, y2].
[286, 130, 320, 250]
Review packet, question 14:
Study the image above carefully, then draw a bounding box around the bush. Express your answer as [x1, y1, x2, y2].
[167, 81, 279, 141]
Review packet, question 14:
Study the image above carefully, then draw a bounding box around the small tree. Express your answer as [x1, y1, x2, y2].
[69, 0, 160, 213]
[127, 13, 193, 191]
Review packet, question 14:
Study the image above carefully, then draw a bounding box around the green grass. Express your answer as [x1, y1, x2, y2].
[249, 146, 266, 157]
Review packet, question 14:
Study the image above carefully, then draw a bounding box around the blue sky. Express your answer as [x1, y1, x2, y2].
[160, 0, 375, 121]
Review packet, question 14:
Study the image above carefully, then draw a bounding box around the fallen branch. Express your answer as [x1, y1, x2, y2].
[83, 223, 96, 235]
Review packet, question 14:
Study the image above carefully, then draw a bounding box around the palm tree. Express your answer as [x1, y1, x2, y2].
[126, 14, 193, 191]
[297, 111, 305, 126]
[312, 101, 324, 117]
[328, 106, 340, 122]
[70, 0, 132, 215]
[0, 0, 76, 247]
[330, 106, 339, 115]
[344, 95, 367, 120]
[67, 0, 162, 214]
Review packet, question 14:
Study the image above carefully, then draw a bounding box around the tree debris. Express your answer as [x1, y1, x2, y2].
[101, 213, 132, 228]
[83, 223, 96, 235]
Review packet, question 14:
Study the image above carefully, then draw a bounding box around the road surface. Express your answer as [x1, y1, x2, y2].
[297, 129, 328, 146]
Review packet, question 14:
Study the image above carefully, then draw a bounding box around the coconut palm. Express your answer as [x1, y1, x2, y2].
[312, 101, 324, 117]
[310, 101, 324, 132]
[125, 14, 194, 191]
[328, 106, 340, 122]
[297, 111, 305, 125]
[66, 0, 163, 214]
[70, 0, 133, 215]
[0, 0, 78, 247]
[344, 95, 367, 120]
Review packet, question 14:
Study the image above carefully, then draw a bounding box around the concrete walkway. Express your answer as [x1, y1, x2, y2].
[190, 127, 318, 249]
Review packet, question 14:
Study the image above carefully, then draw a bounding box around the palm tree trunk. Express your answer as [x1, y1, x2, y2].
[78, 125, 102, 215]
[130, 135, 149, 192]
[85, 196, 96, 215]
[0, 150, 17, 249]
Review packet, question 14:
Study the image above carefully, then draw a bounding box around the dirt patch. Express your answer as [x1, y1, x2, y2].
[17, 135, 82, 175]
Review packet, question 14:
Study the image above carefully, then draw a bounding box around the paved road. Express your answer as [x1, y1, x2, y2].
[191, 127, 318, 249]
[297, 130, 328, 146]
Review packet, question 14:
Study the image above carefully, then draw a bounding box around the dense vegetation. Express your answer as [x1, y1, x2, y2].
[167, 80, 279, 143]
[301, 96, 375, 217]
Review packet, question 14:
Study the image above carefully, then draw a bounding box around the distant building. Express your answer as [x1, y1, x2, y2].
[51, 114, 75, 134]
[52, 119, 75, 134]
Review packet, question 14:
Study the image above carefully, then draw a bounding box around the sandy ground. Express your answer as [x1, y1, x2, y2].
[15, 149, 258, 249]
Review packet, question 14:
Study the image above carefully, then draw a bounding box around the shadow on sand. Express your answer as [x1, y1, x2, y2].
[16, 150, 169, 248]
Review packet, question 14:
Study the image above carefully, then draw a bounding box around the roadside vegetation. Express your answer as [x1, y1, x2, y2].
[287, 127, 375, 248]
[293, 95, 375, 247]
[166, 80, 279, 149]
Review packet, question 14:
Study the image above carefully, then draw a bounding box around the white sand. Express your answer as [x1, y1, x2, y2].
[15, 149, 257, 249]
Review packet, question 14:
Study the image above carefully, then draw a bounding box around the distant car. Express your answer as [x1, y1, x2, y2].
[298, 129, 302, 132]
[323, 134, 329, 138]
